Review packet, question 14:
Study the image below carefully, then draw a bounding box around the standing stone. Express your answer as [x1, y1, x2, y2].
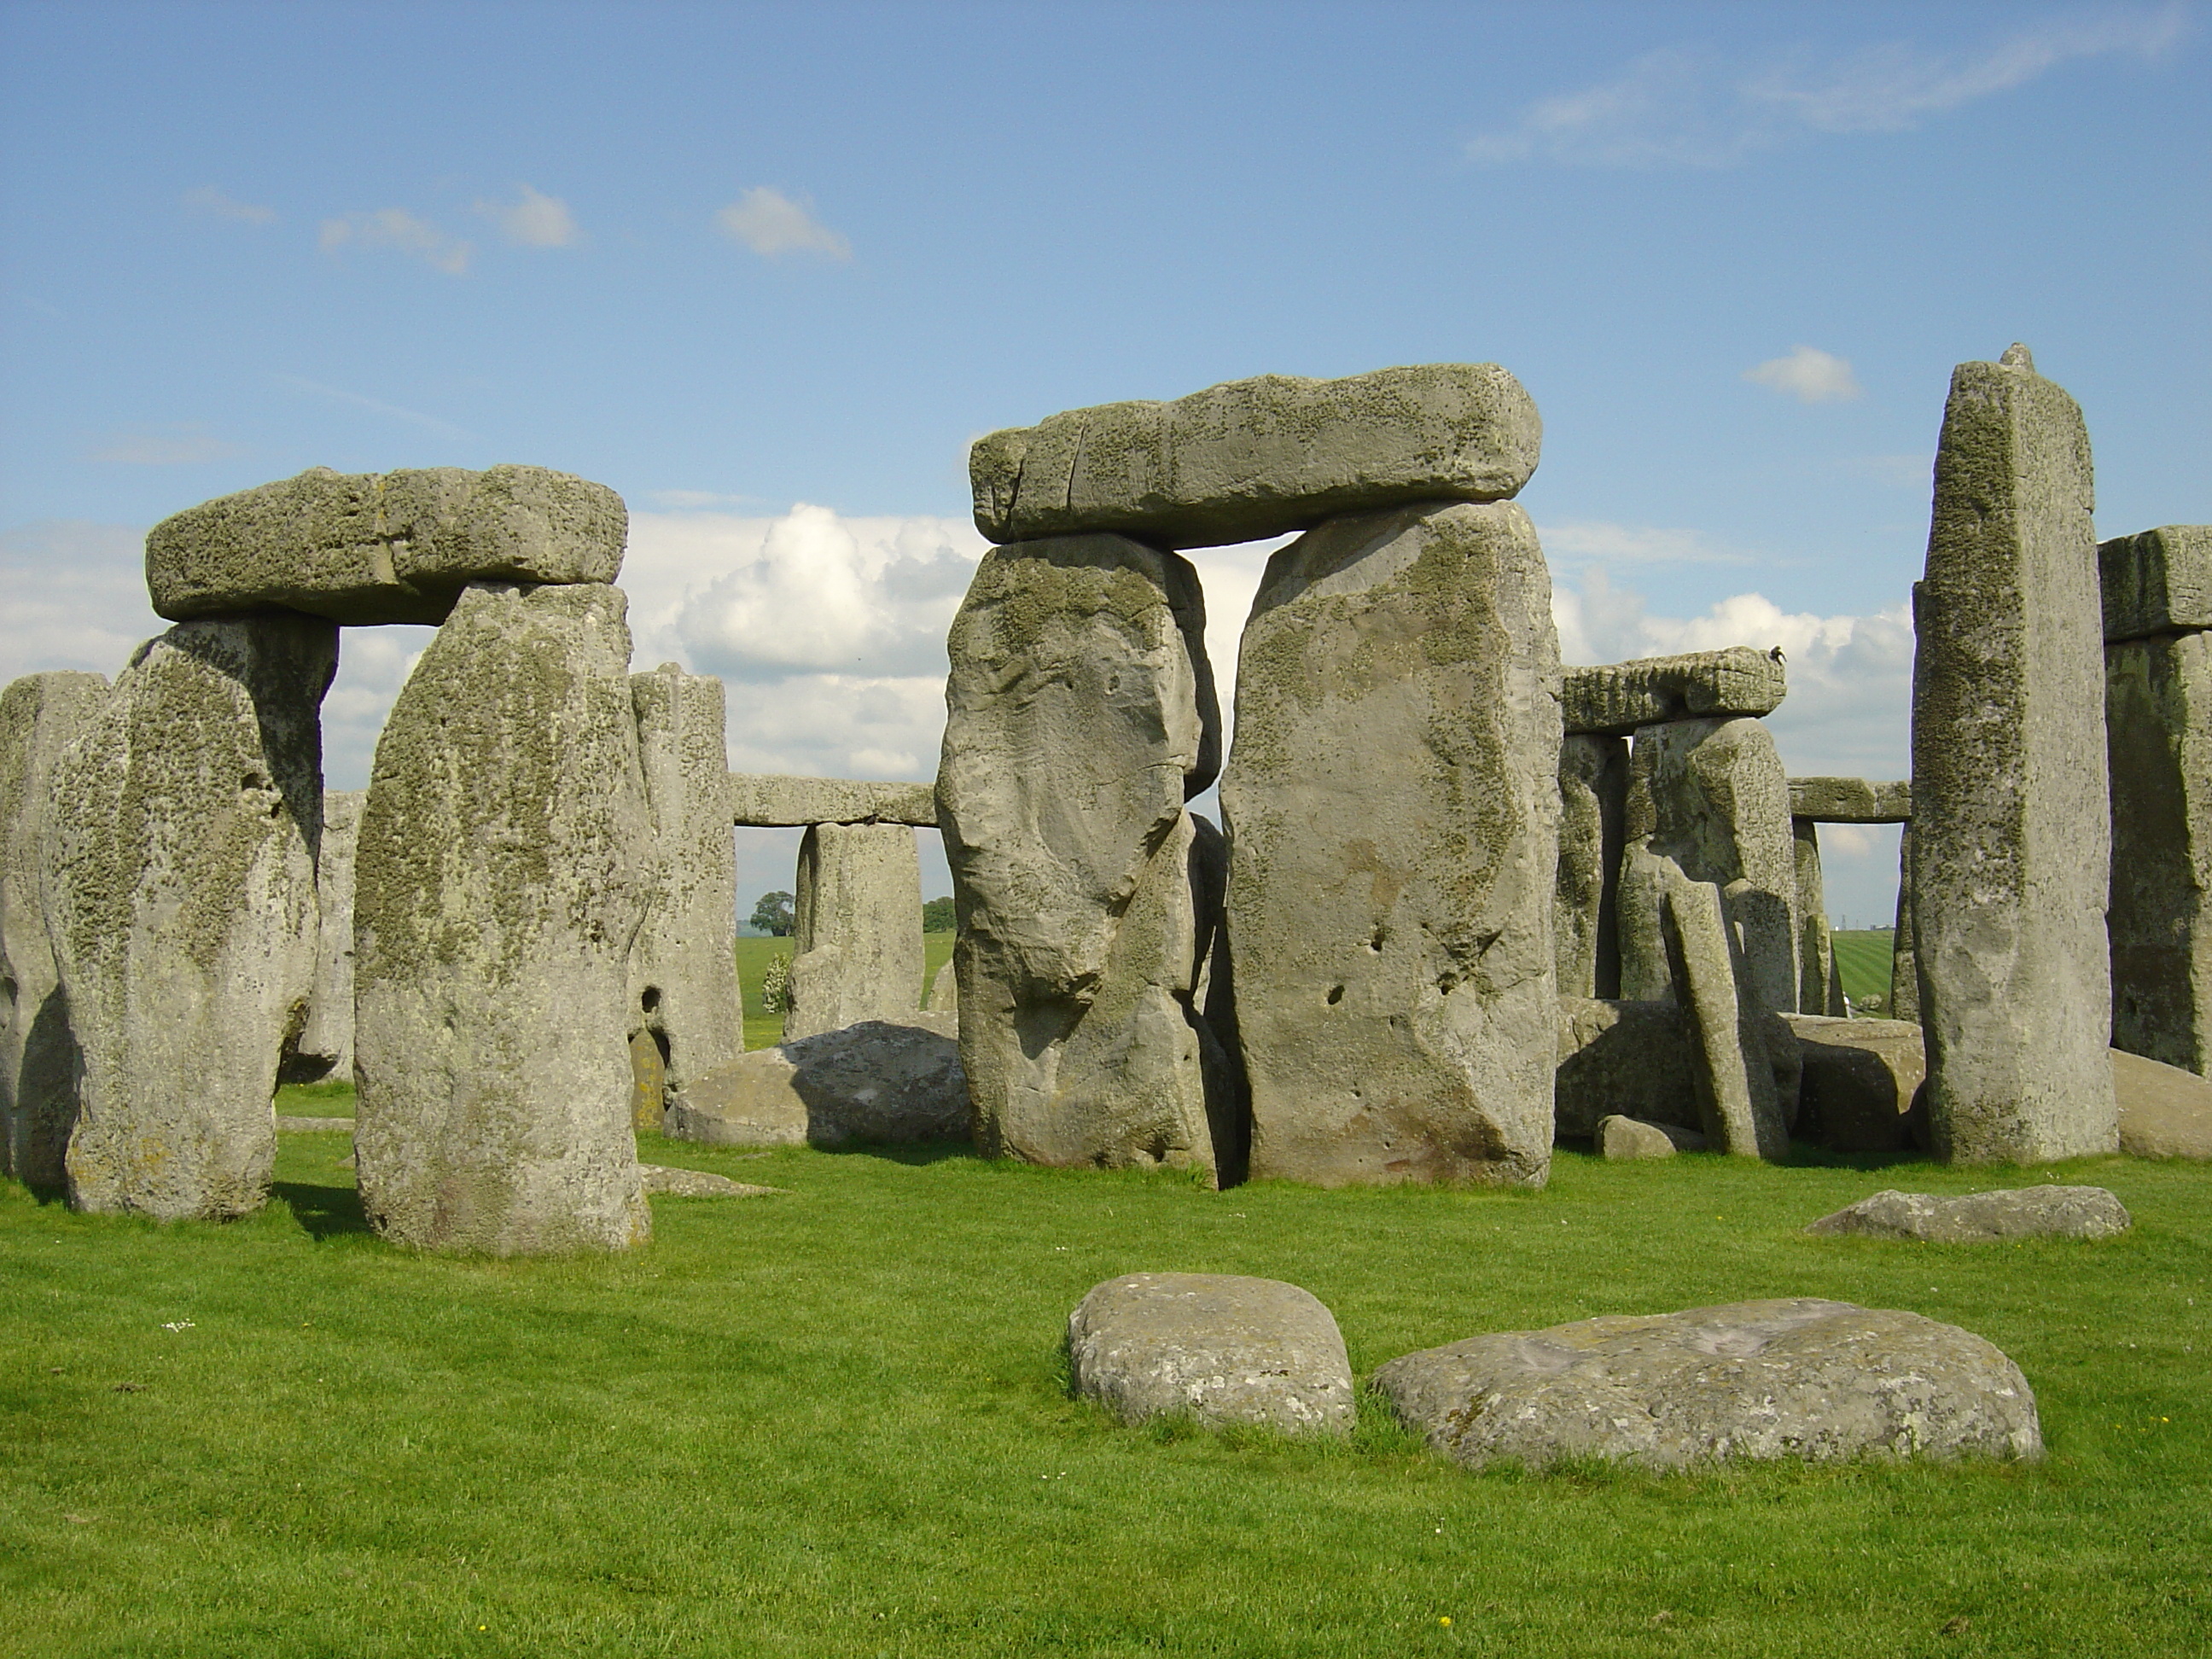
[1889, 827, 1919, 1023]
[1662, 874, 1789, 1159]
[0, 672, 110, 1187]
[925, 958, 958, 1013]
[1912, 346, 2116, 1162]
[354, 583, 652, 1254]
[1221, 500, 1560, 1187]
[47, 619, 334, 1220]
[784, 822, 925, 1040]
[1556, 734, 1627, 999]
[291, 789, 362, 1083]
[939, 533, 1230, 1179]
[1792, 818, 1835, 1016]
[628, 666, 743, 1115]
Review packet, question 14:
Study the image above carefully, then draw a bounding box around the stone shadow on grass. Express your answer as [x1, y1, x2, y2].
[810, 1138, 979, 1167]
[271, 1179, 373, 1240]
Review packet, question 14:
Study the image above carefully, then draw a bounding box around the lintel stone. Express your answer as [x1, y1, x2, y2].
[2100, 525, 2212, 643]
[1563, 647, 1786, 736]
[728, 773, 937, 827]
[1788, 777, 1912, 823]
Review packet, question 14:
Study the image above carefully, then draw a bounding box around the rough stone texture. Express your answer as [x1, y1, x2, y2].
[1554, 998, 1699, 1140]
[1788, 777, 1912, 823]
[2105, 630, 2212, 1076]
[2110, 1046, 2212, 1159]
[1598, 1115, 1705, 1159]
[924, 958, 958, 1013]
[971, 364, 1540, 550]
[289, 789, 361, 1083]
[1807, 1186, 2130, 1243]
[0, 672, 109, 1188]
[1562, 648, 1787, 738]
[1912, 349, 2116, 1163]
[1066, 1273, 1354, 1436]
[784, 822, 925, 1041]
[353, 582, 652, 1254]
[939, 533, 1231, 1179]
[628, 666, 742, 1115]
[1556, 734, 1627, 999]
[728, 773, 937, 828]
[1889, 827, 1919, 1024]
[1792, 818, 1836, 1016]
[2100, 525, 2212, 643]
[663, 1016, 968, 1148]
[1374, 1299, 2041, 1470]
[48, 619, 334, 1220]
[1784, 1015, 1927, 1154]
[1662, 875, 1790, 1159]
[147, 465, 626, 626]
[1221, 501, 1560, 1187]
[637, 1164, 786, 1197]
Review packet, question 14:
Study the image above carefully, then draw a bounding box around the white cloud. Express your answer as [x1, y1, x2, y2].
[476, 184, 579, 248]
[1744, 345, 1863, 404]
[322, 627, 435, 791]
[0, 521, 165, 690]
[1467, 9, 2187, 167]
[318, 208, 473, 275]
[183, 186, 276, 224]
[715, 187, 852, 259]
[85, 423, 247, 465]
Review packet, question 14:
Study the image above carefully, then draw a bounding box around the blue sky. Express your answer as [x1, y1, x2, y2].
[3, 0, 2206, 917]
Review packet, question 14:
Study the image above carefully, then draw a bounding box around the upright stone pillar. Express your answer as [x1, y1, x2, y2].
[1556, 734, 1627, 999]
[1889, 827, 1918, 1023]
[47, 619, 334, 1220]
[1791, 819, 1835, 1016]
[291, 789, 362, 1082]
[354, 582, 653, 1254]
[1221, 500, 1560, 1187]
[1912, 345, 2116, 1161]
[784, 821, 924, 1039]
[0, 672, 110, 1188]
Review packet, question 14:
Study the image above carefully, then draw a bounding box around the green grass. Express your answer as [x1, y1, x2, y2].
[1831, 929, 1896, 1013]
[4, 1138, 2208, 1656]
[735, 933, 956, 1051]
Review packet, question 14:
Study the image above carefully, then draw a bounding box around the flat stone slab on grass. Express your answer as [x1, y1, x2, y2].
[1068, 1273, 1354, 1436]
[663, 1016, 968, 1148]
[637, 1164, 787, 1198]
[1374, 1298, 2040, 1470]
[1806, 1186, 2131, 1242]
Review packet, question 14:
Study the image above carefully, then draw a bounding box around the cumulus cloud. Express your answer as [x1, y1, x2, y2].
[318, 208, 473, 275]
[85, 423, 247, 465]
[183, 186, 276, 224]
[320, 627, 435, 790]
[0, 521, 165, 689]
[1744, 345, 1864, 404]
[715, 187, 851, 259]
[476, 184, 580, 247]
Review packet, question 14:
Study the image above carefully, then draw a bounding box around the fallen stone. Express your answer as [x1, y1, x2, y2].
[1787, 777, 1912, 823]
[970, 364, 1540, 550]
[47, 618, 333, 1220]
[2100, 524, 2212, 643]
[1562, 648, 1786, 737]
[1556, 734, 1627, 999]
[276, 1115, 353, 1133]
[727, 773, 937, 828]
[1374, 1298, 2040, 1470]
[1808, 1185, 2130, 1242]
[288, 789, 362, 1083]
[1913, 346, 2116, 1163]
[2110, 1047, 2212, 1159]
[1662, 874, 1789, 1159]
[146, 465, 626, 626]
[1553, 998, 1700, 1141]
[353, 582, 652, 1254]
[1067, 1272, 1354, 1436]
[1222, 501, 1560, 1187]
[637, 1164, 787, 1197]
[1597, 1115, 1705, 1159]
[785, 822, 926, 1040]
[1784, 1015, 1927, 1154]
[664, 1016, 968, 1148]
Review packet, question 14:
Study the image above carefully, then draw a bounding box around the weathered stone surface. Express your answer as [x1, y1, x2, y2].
[1554, 998, 1699, 1140]
[1562, 649, 1786, 738]
[1662, 875, 1789, 1159]
[1788, 777, 1912, 823]
[784, 822, 924, 1041]
[1784, 1015, 1927, 1154]
[1222, 501, 1560, 1187]
[663, 1016, 968, 1148]
[1792, 818, 1835, 1016]
[48, 619, 334, 1220]
[0, 672, 108, 1188]
[728, 773, 937, 828]
[971, 364, 1540, 550]
[289, 789, 362, 1083]
[1556, 734, 1626, 999]
[924, 958, 958, 1013]
[629, 666, 742, 1116]
[2100, 525, 2212, 643]
[1912, 347, 2116, 1163]
[2106, 631, 2212, 1076]
[1807, 1186, 2130, 1242]
[353, 582, 652, 1254]
[147, 465, 626, 626]
[1375, 1299, 2041, 1470]
[2110, 1047, 2212, 1159]
[637, 1164, 786, 1197]
[1889, 827, 1919, 1024]
[1597, 1115, 1704, 1159]
[1067, 1273, 1354, 1435]
[940, 533, 1231, 1179]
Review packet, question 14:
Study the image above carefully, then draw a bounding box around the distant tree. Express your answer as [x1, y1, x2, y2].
[921, 895, 957, 933]
[750, 890, 795, 937]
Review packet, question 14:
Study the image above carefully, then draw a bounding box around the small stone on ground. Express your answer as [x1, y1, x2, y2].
[1805, 1186, 2131, 1242]
[637, 1164, 787, 1198]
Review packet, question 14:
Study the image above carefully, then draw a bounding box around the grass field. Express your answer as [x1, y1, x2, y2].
[1831, 929, 1895, 1014]
[733, 933, 956, 1051]
[4, 1132, 2208, 1656]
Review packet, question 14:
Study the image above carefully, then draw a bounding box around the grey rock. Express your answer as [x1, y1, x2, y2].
[924, 958, 958, 1013]
[1784, 1015, 1927, 1154]
[1556, 734, 1627, 999]
[1562, 648, 1786, 738]
[663, 1016, 968, 1148]
[637, 1163, 787, 1197]
[1222, 501, 1560, 1187]
[0, 672, 109, 1187]
[940, 533, 1230, 1179]
[1553, 998, 1700, 1141]
[289, 789, 362, 1083]
[1662, 874, 1790, 1159]
[1912, 350, 2117, 1162]
[1374, 1298, 2041, 1470]
[1788, 777, 1912, 823]
[1066, 1272, 1354, 1436]
[146, 465, 626, 626]
[971, 364, 1541, 550]
[1792, 818, 1835, 1016]
[1807, 1185, 2129, 1242]
[1597, 1115, 1704, 1159]
[1889, 826, 1919, 1024]
[48, 619, 334, 1220]
[353, 583, 652, 1254]
[784, 822, 925, 1041]
[2100, 524, 2212, 643]
[728, 773, 937, 828]
[2110, 1046, 2212, 1160]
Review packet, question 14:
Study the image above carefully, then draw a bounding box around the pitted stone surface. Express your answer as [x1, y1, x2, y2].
[1788, 777, 1912, 823]
[728, 773, 937, 828]
[1562, 648, 1786, 737]
[663, 1016, 967, 1148]
[1785, 1015, 1926, 1154]
[1597, 1115, 1703, 1159]
[1807, 1186, 2130, 1242]
[1556, 734, 1627, 999]
[2100, 525, 2212, 643]
[48, 618, 334, 1220]
[292, 789, 362, 1083]
[146, 465, 626, 626]
[970, 364, 1540, 550]
[785, 822, 925, 1040]
[1067, 1273, 1354, 1435]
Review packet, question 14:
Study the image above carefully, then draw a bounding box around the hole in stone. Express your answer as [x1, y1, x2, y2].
[1325, 985, 1344, 1005]
[241, 771, 266, 792]
[1368, 926, 1386, 952]
[641, 986, 661, 1013]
